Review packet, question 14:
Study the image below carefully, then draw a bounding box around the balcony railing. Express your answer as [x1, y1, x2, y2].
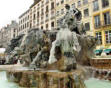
[37, 7, 40, 10]
[93, 7, 99, 12]
[45, 18, 49, 22]
[41, 21, 44, 24]
[51, 15, 55, 19]
[41, 13, 44, 16]
[94, 20, 111, 29]
[103, 20, 111, 26]
[37, 23, 39, 26]
[102, 3, 109, 8]
[45, 10, 49, 13]
[51, 7, 55, 10]
[41, 4, 44, 7]
[46, 1, 49, 4]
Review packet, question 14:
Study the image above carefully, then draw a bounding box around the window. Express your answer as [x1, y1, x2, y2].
[41, 1, 44, 5]
[51, 22, 54, 27]
[94, 15, 100, 28]
[56, 11, 59, 16]
[93, 0, 99, 11]
[46, 14, 49, 19]
[41, 16, 44, 21]
[37, 12, 39, 17]
[102, 0, 109, 8]
[23, 19, 24, 23]
[13, 34, 15, 38]
[21, 25, 22, 30]
[25, 17, 27, 21]
[46, 0, 49, 3]
[14, 29, 16, 32]
[78, 1, 81, 7]
[28, 15, 29, 20]
[96, 32, 102, 44]
[61, 9, 64, 14]
[33, 14, 36, 20]
[72, 3, 75, 8]
[83, 0, 88, 5]
[41, 26, 43, 29]
[103, 12, 110, 25]
[27, 22, 29, 27]
[105, 30, 111, 44]
[51, 11, 55, 17]
[51, 2, 54, 9]
[37, 19, 39, 24]
[46, 24, 48, 29]
[61, 0, 64, 4]
[46, 6, 49, 12]
[56, 2, 59, 6]
[20, 20, 22, 24]
[23, 25, 25, 29]
[25, 23, 27, 28]
[41, 9, 44, 15]
[84, 22, 90, 31]
[38, 4, 40, 7]
[84, 8, 89, 17]
[30, 23, 32, 28]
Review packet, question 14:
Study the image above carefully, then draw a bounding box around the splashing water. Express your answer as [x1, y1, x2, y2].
[0, 71, 19, 88]
[48, 40, 57, 64]
[48, 28, 81, 64]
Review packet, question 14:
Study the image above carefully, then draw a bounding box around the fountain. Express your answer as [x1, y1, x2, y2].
[5, 4, 98, 88]
[0, 71, 19, 88]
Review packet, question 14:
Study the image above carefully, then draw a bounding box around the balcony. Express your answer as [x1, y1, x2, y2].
[102, 20, 111, 26]
[94, 23, 101, 29]
[37, 23, 39, 26]
[45, 10, 49, 14]
[94, 20, 111, 29]
[51, 6, 55, 10]
[46, 0, 49, 4]
[41, 21, 44, 24]
[93, 8, 99, 12]
[37, 16, 39, 18]
[51, 15, 55, 19]
[41, 13, 44, 16]
[102, 2, 109, 8]
[41, 4, 44, 7]
[45, 18, 49, 22]
[37, 7, 40, 10]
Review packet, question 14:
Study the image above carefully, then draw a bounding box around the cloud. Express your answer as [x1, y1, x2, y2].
[0, 0, 33, 27]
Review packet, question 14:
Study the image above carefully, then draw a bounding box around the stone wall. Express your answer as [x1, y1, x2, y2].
[7, 70, 86, 88]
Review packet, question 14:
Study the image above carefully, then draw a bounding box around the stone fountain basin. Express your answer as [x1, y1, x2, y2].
[6, 68, 86, 88]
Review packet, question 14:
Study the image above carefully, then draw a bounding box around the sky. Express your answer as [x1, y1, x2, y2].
[0, 0, 33, 28]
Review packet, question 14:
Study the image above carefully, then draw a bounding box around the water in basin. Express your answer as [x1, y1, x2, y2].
[0, 71, 19, 88]
[85, 78, 111, 88]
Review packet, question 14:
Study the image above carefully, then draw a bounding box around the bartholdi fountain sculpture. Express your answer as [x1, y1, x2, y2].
[5, 4, 97, 88]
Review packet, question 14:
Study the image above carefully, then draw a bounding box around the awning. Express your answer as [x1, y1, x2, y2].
[104, 49, 111, 53]
[94, 49, 103, 54]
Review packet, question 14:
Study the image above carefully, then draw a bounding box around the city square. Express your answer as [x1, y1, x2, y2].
[0, 0, 111, 88]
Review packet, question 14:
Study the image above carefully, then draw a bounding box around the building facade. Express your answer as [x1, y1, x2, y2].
[92, 0, 111, 49]
[18, 10, 30, 35]
[56, 0, 93, 36]
[56, 0, 111, 50]
[18, 0, 111, 51]
[0, 21, 18, 48]
[29, 0, 56, 30]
